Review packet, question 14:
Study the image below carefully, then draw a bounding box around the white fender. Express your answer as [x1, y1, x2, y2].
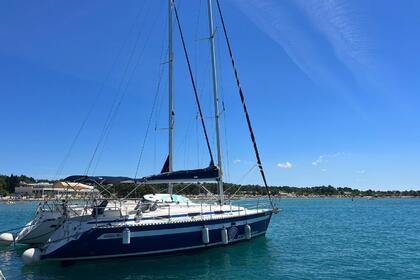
[202, 227, 209, 244]
[122, 228, 131, 245]
[0, 233, 14, 245]
[22, 248, 41, 264]
[221, 228, 228, 245]
[244, 224, 252, 240]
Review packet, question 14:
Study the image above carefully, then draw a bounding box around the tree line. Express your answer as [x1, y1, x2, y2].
[85, 182, 420, 198]
[0, 174, 35, 196]
[1, 174, 419, 198]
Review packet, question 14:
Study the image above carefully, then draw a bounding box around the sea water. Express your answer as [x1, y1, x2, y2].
[1, 198, 420, 280]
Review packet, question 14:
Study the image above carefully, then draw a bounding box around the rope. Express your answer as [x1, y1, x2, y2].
[215, 0, 275, 209]
[173, 4, 215, 166]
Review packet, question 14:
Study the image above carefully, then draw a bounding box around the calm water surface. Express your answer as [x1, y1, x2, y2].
[1, 198, 420, 279]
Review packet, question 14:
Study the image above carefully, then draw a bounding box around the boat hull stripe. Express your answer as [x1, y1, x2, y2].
[97, 215, 269, 240]
[46, 231, 266, 261]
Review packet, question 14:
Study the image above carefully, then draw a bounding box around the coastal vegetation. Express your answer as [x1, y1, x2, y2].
[0, 174, 35, 196]
[1, 174, 419, 198]
[109, 183, 420, 198]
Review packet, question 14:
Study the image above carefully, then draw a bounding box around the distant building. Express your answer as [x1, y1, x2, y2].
[15, 181, 98, 198]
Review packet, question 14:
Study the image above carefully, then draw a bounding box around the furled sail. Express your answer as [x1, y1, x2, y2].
[63, 165, 219, 185]
[141, 165, 220, 184]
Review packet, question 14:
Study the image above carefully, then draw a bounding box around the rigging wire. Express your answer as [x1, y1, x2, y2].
[85, 0, 154, 175]
[195, 112, 200, 168]
[90, 0, 163, 175]
[174, 182, 193, 194]
[173, 3, 215, 166]
[131, 4, 169, 179]
[54, 1, 148, 180]
[195, 56, 211, 168]
[194, 0, 202, 169]
[96, 4, 166, 198]
[153, 77, 168, 171]
[224, 163, 257, 197]
[194, 0, 202, 91]
[91, 14, 158, 175]
[215, 27, 231, 182]
[152, 36, 168, 172]
[174, 115, 195, 169]
[215, 0, 276, 209]
[133, 39, 167, 179]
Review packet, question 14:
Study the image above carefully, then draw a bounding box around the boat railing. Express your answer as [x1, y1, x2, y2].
[168, 204, 171, 220]
[89, 197, 270, 224]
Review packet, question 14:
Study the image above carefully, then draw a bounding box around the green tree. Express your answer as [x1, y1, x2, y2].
[6, 174, 20, 193]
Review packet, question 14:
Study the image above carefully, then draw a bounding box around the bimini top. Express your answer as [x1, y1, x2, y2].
[53, 181, 95, 191]
[63, 175, 135, 185]
[63, 165, 220, 185]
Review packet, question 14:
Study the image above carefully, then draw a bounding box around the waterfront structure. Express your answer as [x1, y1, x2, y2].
[15, 181, 97, 198]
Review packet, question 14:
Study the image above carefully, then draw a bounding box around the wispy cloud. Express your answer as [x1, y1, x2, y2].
[232, 0, 326, 86]
[277, 161, 293, 169]
[295, 0, 371, 70]
[312, 156, 325, 167]
[232, 0, 371, 93]
[233, 159, 255, 165]
[356, 169, 366, 174]
[312, 152, 346, 167]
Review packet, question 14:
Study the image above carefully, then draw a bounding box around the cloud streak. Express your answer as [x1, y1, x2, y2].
[277, 161, 293, 169]
[232, 0, 371, 93]
[296, 0, 371, 69]
[312, 152, 346, 167]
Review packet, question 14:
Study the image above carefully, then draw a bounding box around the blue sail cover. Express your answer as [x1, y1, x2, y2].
[63, 165, 219, 185]
[141, 165, 220, 184]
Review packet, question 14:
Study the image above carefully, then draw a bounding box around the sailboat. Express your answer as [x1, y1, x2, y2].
[21, 0, 278, 263]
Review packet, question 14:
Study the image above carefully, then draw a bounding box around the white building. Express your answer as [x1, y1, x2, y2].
[15, 181, 98, 198]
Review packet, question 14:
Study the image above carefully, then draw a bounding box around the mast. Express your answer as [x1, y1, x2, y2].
[207, 0, 224, 205]
[168, 0, 174, 195]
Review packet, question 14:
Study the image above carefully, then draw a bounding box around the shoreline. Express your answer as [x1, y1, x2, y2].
[1, 195, 419, 202]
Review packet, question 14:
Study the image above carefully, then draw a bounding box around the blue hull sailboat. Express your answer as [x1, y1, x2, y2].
[22, 0, 278, 264]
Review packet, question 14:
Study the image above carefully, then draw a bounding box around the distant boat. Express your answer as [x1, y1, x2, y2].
[22, 0, 278, 264]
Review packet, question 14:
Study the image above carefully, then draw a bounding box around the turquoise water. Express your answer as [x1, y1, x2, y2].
[1, 198, 420, 279]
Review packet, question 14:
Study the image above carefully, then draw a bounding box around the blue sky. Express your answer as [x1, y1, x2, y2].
[1, 0, 420, 190]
